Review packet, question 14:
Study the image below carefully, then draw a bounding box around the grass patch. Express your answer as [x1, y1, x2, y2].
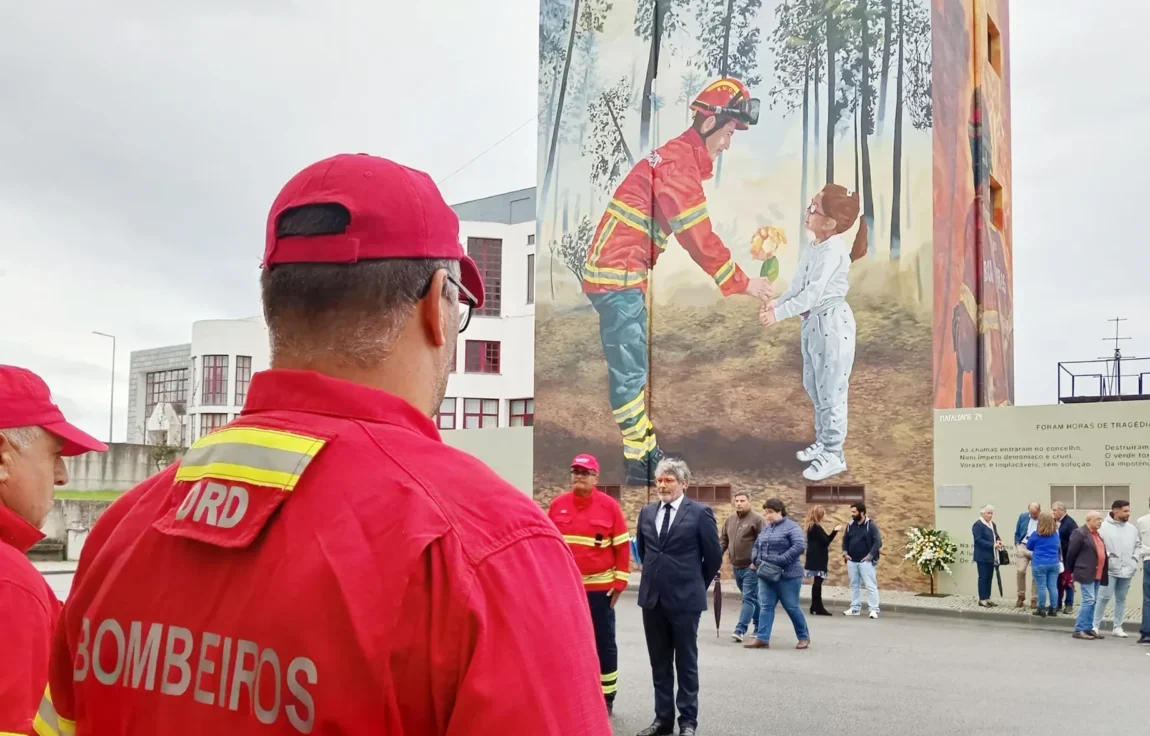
[55, 491, 124, 502]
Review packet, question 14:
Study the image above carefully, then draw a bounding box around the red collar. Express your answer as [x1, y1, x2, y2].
[678, 128, 714, 181]
[0, 504, 45, 553]
[243, 369, 440, 440]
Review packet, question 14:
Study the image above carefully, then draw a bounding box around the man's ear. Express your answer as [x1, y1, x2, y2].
[418, 269, 450, 348]
[0, 437, 14, 484]
[700, 116, 717, 136]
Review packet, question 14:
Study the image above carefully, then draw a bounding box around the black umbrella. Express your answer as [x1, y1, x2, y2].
[712, 574, 723, 637]
[995, 561, 1004, 597]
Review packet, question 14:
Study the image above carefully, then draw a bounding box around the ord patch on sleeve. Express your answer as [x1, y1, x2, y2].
[153, 426, 329, 548]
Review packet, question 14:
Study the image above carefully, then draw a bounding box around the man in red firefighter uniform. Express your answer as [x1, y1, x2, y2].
[583, 77, 775, 485]
[548, 453, 630, 716]
[32, 154, 610, 735]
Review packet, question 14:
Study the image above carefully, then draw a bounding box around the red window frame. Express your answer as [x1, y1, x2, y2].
[201, 355, 229, 406]
[464, 340, 500, 374]
[436, 398, 457, 430]
[509, 398, 534, 427]
[467, 237, 502, 317]
[145, 368, 188, 418]
[199, 413, 228, 436]
[234, 356, 253, 406]
[463, 398, 498, 429]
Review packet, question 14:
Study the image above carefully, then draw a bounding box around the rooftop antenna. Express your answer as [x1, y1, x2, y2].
[1099, 317, 1134, 397]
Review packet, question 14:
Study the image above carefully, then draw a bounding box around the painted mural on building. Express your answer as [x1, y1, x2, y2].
[536, 0, 997, 591]
[932, 0, 1014, 410]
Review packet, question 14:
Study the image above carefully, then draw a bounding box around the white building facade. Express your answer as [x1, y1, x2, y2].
[125, 187, 537, 446]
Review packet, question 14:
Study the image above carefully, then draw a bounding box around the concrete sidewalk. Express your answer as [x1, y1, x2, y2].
[627, 571, 1142, 628]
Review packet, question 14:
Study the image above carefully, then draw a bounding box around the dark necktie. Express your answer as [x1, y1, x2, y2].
[659, 503, 673, 540]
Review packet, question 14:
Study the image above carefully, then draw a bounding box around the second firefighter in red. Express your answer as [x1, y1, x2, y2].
[548, 454, 631, 715]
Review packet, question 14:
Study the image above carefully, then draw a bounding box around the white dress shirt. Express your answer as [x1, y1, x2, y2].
[655, 494, 686, 535]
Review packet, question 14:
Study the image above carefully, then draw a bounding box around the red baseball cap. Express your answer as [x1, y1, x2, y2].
[0, 366, 108, 457]
[262, 153, 485, 308]
[571, 454, 600, 473]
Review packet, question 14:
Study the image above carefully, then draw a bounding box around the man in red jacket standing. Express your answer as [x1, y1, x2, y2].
[548, 454, 630, 716]
[582, 77, 775, 485]
[0, 365, 106, 735]
[33, 154, 610, 736]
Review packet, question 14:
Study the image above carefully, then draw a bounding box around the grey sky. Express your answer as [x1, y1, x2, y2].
[0, 0, 1146, 441]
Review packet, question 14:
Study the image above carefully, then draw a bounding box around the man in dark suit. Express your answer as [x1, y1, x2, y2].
[634, 458, 723, 736]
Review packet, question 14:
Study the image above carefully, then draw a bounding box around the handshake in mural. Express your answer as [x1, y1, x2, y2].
[749, 226, 786, 325]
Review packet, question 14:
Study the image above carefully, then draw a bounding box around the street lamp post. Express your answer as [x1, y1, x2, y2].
[93, 331, 116, 443]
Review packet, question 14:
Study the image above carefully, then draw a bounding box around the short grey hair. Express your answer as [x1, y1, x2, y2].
[1028, 501, 1041, 511]
[262, 258, 459, 367]
[0, 426, 43, 450]
[654, 457, 690, 486]
[980, 504, 994, 513]
[1052, 501, 1067, 512]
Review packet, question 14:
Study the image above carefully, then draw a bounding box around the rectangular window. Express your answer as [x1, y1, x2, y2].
[601, 485, 622, 501]
[527, 233, 535, 245]
[509, 398, 534, 427]
[144, 368, 189, 418]
[652, 485, 733, 505]
[1104, 485, 1131, 510]
[234, 356, 253, 406]
[805, 485, 866, 505]
[201, 355, 229, 406]
[1075, 485, 1104, 510]
[436, 398, 457, 430]
[1050, 485, 1076, 510]
[199, 413, 228, 436]
[526, 254, 535, 304]
[463, 398, 499, 429]
[464, 340, 501, 374]
[987, 14, 1003, 76]
[467, 237, 502, 316]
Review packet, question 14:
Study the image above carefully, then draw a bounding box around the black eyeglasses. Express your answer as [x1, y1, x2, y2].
[421, 271, 478, 333]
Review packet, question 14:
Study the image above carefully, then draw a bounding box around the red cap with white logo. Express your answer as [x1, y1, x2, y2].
[570, 454, 600, 473]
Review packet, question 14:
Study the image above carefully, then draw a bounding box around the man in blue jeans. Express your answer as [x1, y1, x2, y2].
[842, 502, 882, 619]
[1137, 502, 1150, 645]
[720, 492, 764, 642]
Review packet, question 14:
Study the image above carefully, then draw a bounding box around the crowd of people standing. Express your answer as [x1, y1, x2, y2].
[974, 500, 1149, 643]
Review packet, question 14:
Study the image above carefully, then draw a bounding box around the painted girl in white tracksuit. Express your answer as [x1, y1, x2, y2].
[760, 183, 867, 482]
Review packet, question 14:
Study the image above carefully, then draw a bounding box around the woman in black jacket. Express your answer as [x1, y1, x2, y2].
[803, 505, 843, 616]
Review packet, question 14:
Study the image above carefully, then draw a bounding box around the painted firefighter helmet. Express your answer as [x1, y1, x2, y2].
[690, 77, 760, 130]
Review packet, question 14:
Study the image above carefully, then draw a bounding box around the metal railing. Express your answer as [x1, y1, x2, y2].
[1057, 357, 1150, 403]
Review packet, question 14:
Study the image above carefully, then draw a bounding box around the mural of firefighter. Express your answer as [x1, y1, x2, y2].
[535, 0, 1007, 594]
[582, 77, 775, 485]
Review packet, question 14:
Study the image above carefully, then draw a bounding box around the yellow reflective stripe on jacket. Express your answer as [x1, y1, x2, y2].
[981, 310, 1001, 332]
[587, 219, 619, 267]
[175, 426, 327, 491]
[607, 200, 669, 249]
[563, 534, 600, 547]
[670, 202, 709, 233]
[32, 686, 74, 736]
[583, 264, 648, 288]
[614, 570, 631, 581]
[713, 259, 737, 287]
[611, 532, 631, 546]
[583, 570, 617, 585]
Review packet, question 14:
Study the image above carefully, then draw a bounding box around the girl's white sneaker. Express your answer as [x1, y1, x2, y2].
[796, 442, 824, 463]
[803, 452, 847, 481]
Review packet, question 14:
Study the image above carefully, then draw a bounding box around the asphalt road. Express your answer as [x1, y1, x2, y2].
[608, 592, 1150, 736]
